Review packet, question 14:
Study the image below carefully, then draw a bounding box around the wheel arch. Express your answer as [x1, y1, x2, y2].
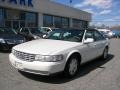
[65, 50, 82, 66]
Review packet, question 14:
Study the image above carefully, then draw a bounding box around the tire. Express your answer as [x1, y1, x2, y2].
[64, 55, 80, 78]
[102, 47, 108, 60]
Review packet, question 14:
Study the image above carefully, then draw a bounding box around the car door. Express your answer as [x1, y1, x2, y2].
[93, 30, 107, 57]
[82, 30, 98, 63]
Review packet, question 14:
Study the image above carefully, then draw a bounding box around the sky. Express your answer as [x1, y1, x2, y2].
[51, 0, 120, 27]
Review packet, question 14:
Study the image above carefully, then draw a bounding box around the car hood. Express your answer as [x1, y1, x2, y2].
[13, 39, 82, 55]
[0, 34, 24, 40]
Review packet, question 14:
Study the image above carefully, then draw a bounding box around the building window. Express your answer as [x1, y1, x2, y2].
[62, 17, 69, 28]
[5, 9, 20, 20]
[54, 16, 62, 28]
[43, 14, 69, 28]
[72, 19, 82, 29]
[25, 12, 37, 27]
[43, 14, 53, 27]
[0, 8, 4, 27]
[3, 8, 38, 29]
[83, 21, 88, 28]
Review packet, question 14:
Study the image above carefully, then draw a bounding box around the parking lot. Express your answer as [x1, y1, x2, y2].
[0, 39, 120, 90]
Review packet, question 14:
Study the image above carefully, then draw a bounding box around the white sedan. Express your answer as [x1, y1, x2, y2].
[9, 28, 109, 77]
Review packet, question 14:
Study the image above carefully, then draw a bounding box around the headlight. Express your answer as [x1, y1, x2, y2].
[0, 38, 5, 43]
[35, 55, 63, 62]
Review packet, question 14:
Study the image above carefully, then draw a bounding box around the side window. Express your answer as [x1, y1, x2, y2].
[21, 28, 29, 34]
[85, 30, 94, 40]
[94, 31, 105, 41]
[49, 32, 61, 40]
[63, 32, 72, 40]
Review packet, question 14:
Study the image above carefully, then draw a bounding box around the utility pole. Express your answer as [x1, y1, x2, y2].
[69, 0, 72, 7]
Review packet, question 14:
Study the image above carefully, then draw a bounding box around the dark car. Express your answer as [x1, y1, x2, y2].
[18, 27, 50, 41]
[0, 27, 25, 50]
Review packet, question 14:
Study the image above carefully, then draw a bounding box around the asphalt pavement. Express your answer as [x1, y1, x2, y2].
[0, 39, 120, 90]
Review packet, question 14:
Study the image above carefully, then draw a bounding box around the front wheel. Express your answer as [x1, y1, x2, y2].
[64, 55, 80, 78]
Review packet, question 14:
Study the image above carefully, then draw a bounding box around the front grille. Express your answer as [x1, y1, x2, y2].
[12, 49, 35, 62]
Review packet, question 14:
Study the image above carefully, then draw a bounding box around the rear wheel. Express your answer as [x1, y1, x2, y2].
[64, 55, 80, 78]
[102, 47, 108, 60]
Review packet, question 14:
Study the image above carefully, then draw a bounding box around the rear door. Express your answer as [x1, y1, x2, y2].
[93, 30, 107, 56]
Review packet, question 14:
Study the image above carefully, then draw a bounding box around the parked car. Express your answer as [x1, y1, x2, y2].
[0, 27, 25, 50]
[18, 27, 53, 41]
[98, 29, 113, 38]
[9, 28, 109, 78]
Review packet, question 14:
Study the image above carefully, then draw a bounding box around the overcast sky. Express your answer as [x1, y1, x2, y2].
[52, 0, 120, 26]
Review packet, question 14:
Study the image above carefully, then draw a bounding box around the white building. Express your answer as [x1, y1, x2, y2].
[0, 0, 91, 29]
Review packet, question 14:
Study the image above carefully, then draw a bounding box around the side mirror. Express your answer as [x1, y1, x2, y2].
[84, 38, 94, 44]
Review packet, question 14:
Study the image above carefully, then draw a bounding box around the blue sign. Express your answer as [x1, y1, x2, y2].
[1, 0, 33, 7]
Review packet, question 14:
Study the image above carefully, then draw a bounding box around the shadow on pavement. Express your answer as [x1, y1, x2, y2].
[19, 54, 114, 84]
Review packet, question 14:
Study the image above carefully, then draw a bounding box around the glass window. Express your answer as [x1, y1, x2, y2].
[20, 21, 25, 27]
[43, 15, 53, 27]
[72, 19, 82, 29]
[25, 12, 37, 27]
[0, 8, 4, 27]
[62, 17, 69, 28]
[4, 8, 38, 28]
[21, 28, 29, 34]
[94, 31, 105, 41]
[0, 27, 15, 34]
[6, 9, 20, 20]
[20, 12, 25, 20]
[72, 19, 88, 29]
[47, 29, 84, 42]
[85, 30, 94, 40]
[54, 16, 62, 28]
[5, 20, 12, 28]
[25, 12, 36, 22]
[82, 21, 88, 28]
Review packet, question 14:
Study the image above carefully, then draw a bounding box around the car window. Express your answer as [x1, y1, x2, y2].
[47, 29, 84, 42]
[94, 31, 105, 41]
[21, 28, 29, 34]
[29, 28, 43, 34]
[47, 31, 62, 40]
[62, 31, 83, 42]
[0, 28, 15, 34]
[41, 28, 50, 33]
[85, 30, 94, 40]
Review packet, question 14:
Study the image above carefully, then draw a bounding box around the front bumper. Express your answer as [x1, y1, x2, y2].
[9, 53, 65, 75]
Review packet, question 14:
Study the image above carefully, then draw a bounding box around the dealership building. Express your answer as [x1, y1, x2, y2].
[0, 0, 91, 29]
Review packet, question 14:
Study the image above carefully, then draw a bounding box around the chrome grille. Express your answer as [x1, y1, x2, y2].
[12, 49, 35, 62]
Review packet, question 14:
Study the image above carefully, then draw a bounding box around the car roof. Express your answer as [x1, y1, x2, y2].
[51, 28, 97, 31]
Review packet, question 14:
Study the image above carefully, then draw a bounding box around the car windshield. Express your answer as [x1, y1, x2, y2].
[0, 27, 15, 34]
[29, 27, 47, 34]
[46, 29, 84, 42]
